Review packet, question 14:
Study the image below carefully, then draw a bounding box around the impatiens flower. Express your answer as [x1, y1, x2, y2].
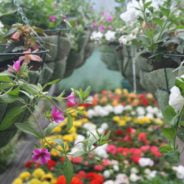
[32, 148, 50, 165]
[169, 86, 184, 112]
[57, 175, 83, 184]
[8, 60, 22, 73]
[51, 106, 65, 123]
[173, 165, 184, 179]
[49, 15, 57, 22]
[98, 25, 105, 32]
[106, 144, 117, 155]
[94, 165, 104, 171]
[90, 31, 103, 41]
[138, 157, 154, 167]
[19, 49, 42, 64]
[66, 92, 77, 107]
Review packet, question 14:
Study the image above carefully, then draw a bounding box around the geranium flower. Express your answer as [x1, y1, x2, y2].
[32, 148, 50, 165]
[66, 92, 77, 107]
[51, 106, 65, 123]
[57, 175, 83, 184]
[19, 49, 42, 64]
[8, 60, 22, 73]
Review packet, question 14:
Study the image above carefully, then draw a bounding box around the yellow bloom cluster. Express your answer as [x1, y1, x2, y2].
[12, 169, 56, 184]
[113, 116, 164, 126]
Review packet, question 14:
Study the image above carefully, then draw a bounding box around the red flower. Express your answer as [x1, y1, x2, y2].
[115, 129, 123, 136]
[123, 135, 132, 142]
[86, 173, 104, 184]
[47, 159, 56, 170]
[79, 103, 93, 108]
[126, 127, 136, 134]
[57, 176, 83, 184]
[94, 165, 104, 171]
[131, 155, 141, 163]
[106, 144, 117, 155]
[150, 146, 162, 157]
[138, 132, 148, 144]
[71, 157, 83, 164]
[140, 145, 150, 152]
[24, 160, 34, 168]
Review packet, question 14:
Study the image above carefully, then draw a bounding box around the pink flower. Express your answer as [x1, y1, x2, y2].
[32, 148, 50, 165]
[49, 15, 57, 22]
[105, 15, 113, 22]
[106, 144, 117, 155]
[51, 106, 65, 123]
[150, 146, 162, 157]
[11, 31, 21, 41]
[102, 159, 111, 166]
[94, 165, 104, 171]
[98, 25, 105, 32]
[66, 92, 77, 107]
[140, 145, 150, 152]
[8, 60, 22, 73]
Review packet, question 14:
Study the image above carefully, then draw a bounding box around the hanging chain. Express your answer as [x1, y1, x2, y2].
[13, 0, 46, 49]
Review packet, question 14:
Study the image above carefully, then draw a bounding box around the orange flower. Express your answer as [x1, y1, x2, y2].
[57, 176, 83, 184]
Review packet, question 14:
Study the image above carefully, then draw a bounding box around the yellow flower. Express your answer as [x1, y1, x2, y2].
[118, 120, 126, 126]
[12, 178, 23, 184]
[42, 173, 54, 181]
[135, 117, 151, 124]
[73, 120, 82, 127]
[154, 118, 164, 125]
[32, 168, 45, 179]
[69, 127, 76, 133]
[52, 126, 62, 133]
[115, 88, 122, 95]
[63, 134, 75, 142]
[19, 171, 31, 180]
[113, 116, 121, 122]
[29, 178, 42, 184]
[51, 179, 57, 184]
[42, 182, 50, 184]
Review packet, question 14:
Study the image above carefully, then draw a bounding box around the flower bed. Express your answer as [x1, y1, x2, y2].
[13, 89, 184, 184]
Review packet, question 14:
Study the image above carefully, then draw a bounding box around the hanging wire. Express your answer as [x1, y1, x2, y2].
[13, 0, 46, 50]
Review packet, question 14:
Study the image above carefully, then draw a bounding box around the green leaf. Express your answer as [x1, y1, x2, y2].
[0, 106, 26, 130]
[160, 144, 173, 153]
[0, 94, 21, 103]
[43, 79, 60, 89]
[163, 128, 176, 142]
[65, 115, 73, 132]
[7, 87, 20, 96]
[0, 72, 13, 82]
[163, 106, 176, 123]
[63, 158, 74, 184]
[15, 122, 43, 139]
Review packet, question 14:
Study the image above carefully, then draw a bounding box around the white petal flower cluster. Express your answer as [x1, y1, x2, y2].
[173, 165, 184, 179]
[139, 157, 154, 167]
[169, 86, 184, 112]
[90, 31, 103, 41]
[144, 169, 157, 179]
[94, 144, 109, 158]
[105, 31, 116, 42]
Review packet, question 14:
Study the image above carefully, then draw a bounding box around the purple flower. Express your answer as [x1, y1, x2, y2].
[32, 148, 50, 165]
[8, 60, 22, 73]
[98, 25, 105, 32]
[106, 15, 113, 22]
[51, 106, 65, 123]
[66, 92, 77, 107]
[49, 15, 57, 22]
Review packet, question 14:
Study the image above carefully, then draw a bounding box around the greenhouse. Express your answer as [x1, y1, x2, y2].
[0, 0, 184, 183]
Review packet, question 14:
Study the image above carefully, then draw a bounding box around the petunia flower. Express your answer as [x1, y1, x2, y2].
[32, 148, 50, 165]
[8, 59, 22, 73]
[19, 49, 42, 64]
[51, 106, 65, 123]
[66, 92, 77, 107]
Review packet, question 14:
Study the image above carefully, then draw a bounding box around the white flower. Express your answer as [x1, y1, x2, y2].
[146, 113, 154, 119]
[173, 165, 184, 179]
[90, 31, 103, 41]
[105, 31, 116, 42]
[94, 144, 108, 158]
[103, 170, 111, 178]
[104, 105, 114, 113]
[169, 86, 184, 112]
[129, 173, 141, 182]
[120, 0, 140, 24]
[136, 107, 145, 116]
[113, 105, 124, 114]
[101, 123, 109, 130]
[83, 122, 96, 131]
[113, 165, 119, 171]
[144, 169, 157, 179]
[115, 174, 129, 184]
[131, 167, 139, 174]
[139, 158, 154, 167]
[0, 21, 4, 29]
[104, 180, 115, 184]
[87, 109, 95, 118]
